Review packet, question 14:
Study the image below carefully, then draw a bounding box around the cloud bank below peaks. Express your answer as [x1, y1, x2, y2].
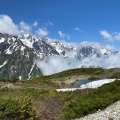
[35, 55, 80, 75]
[35, 51, 120, 75]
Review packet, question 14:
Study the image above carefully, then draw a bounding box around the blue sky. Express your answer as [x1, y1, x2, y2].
[0, 0, 120, 48]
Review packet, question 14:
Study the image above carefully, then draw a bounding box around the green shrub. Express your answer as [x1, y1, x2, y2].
[110, 72, 120, 78]
[0, 98, 20, 119]
[62, 80, 120, 119]
[22, 88, 49, 98]
[0, 97, 37, 120]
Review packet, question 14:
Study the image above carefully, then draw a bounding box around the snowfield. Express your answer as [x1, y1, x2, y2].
[56, 79, 119, 92]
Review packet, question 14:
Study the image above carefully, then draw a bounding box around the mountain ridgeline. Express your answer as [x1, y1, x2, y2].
[0, 33, 119, 80]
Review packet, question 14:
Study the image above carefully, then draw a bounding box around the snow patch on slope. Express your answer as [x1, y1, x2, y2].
[56, 79, 118, 92]
[0, 38, 5, 43]
[100, 49, 111, 55]
[21, 39, 34, 48]
[80, 79, 115, 89]
[21, 46, 25, 51]
[5, 48, 12, 54]
[0, 61, 7, 68]
[28, 62, 35, 80]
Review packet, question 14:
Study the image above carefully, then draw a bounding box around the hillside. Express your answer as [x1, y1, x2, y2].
[0, 68, 120, 120]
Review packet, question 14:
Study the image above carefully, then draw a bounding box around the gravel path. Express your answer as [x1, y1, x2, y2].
[76, 100, 120, 120]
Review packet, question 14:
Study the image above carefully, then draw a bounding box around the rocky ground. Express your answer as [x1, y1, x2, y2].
[76, 100, 120, 120]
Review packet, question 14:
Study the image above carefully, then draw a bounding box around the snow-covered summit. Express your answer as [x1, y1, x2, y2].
[0, 32, 120, 80]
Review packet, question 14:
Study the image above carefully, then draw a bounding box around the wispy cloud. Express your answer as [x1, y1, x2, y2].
[113, 32, 120, 41]
[19, 21, 31, 34]
[48, 20, 53, 26]
[80, 41, 116, 50]
[58, 31, 70, 40]
[100, 30, 120, 41]
[36, 20, 53, 37]
[36, 27, 49, 37]
[74, 27, 84, 32]
[45, 20, 53, 27]
[0, 15, 19, 35]
[33, 21, 38, 27]
[100, 30, 113, 41]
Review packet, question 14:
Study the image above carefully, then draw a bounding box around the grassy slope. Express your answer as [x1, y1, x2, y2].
[0, 67, 120, 120]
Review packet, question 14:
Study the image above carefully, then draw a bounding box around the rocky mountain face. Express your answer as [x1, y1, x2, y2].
[0, 33, 59, 80]
[0, 33, 119, 80]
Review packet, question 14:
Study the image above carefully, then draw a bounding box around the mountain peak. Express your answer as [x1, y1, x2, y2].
[0, 33, 120, 80]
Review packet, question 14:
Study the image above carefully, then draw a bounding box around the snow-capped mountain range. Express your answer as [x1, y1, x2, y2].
[0, 32, 119, 80]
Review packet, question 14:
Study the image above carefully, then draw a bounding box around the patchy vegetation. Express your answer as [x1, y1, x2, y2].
[0, 97, 37, 120]
[0, 68, 120, 120]
[61, 80, 120, 119]
[0, 80, 120, 120]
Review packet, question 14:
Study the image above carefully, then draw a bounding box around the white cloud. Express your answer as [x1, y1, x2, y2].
[0, 15, 19, 35]
[36, 20, 52, 37]
[35, 40, 120, 75]
[36, 56, 79, 75]
[100, 30, 113, 41]
[0, 14, 54, 38]
[19, 21, 31, 34]
[80, 41, 117, 50]
[74, 27, 84, 32]
[35, 52, 120, 75]
[33, 21, 38, 27]
[36, 27, 49, 37]
[113, 32, 120, 41]
[0, 14, 51, 37]
[58, 31, 70, 40]
[100, 30, 120, 42]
